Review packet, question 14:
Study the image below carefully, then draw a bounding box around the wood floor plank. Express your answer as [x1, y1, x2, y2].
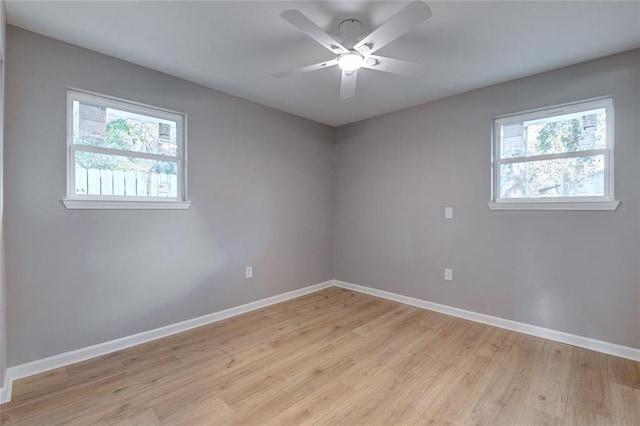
[351, 303, 416, 337]
[475, 327, 519, 362]
[1, 287, 638, 426]
[9, 367, 69, 400]
[609, 382, 640, 426]
[230, 391, 297, 425]
[264, 380, 351, 426]
[337, 357, 397, 392]
[396, 360, 480, 424]
[84, 407, 162, 426]
[219, 373, 286, 413]
[523, 341, 574, 419]
[608, 354, 640, 389]
[515, 404, 564, 426]
[433, 321, 492, 367]
[564, 347, 613, 425]
[12, 356, 189, 425]
[384, 316, 466, 376]
[463, 334, 545, 425]
[316, 370, 417, 425]
[361, 319, 433, 368]
[430, 355, 502, 423]
[153, 394, 236, 425]
[1, 360, 169, 424]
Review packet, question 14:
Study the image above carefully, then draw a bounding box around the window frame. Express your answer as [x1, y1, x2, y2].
[63, 89, 190, 210]
[489, 97, 619, 211]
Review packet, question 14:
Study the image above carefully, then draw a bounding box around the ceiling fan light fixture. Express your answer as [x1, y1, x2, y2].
[337, 52, 364, 72]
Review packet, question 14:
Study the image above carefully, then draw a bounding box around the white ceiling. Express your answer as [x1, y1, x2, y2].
[6, 1, 640, 126]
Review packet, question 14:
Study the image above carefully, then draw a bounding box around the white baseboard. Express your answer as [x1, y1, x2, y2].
[0, 280, 333, 404]
[333, 279, 640, 362]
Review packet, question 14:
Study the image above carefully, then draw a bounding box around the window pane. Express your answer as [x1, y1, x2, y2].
[75, 151, 178, 198]
[500, 108, 606, 159]
[499, 155, 605, 199]
[72, 101, 178, 157]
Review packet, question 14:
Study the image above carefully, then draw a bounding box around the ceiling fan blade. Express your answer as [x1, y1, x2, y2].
[281, 10, 348, 54]
[273, 59, 338, 78]
[362, 55, 425, 75]
[354, 1, 432, 55]
[340, 70, 358, 100]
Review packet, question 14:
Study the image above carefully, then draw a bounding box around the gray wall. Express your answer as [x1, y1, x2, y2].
[334, 49, 640, 349]
[5, 27, 334, 366]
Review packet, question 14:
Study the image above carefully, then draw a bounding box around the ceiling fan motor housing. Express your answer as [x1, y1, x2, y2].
[338, 18, 363, 48]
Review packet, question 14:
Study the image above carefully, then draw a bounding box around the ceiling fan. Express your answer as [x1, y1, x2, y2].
[273, 0, 432, 100]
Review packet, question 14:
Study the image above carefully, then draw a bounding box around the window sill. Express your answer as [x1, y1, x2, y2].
[487, 201, 620, 211]
[63, 199, 192, 210]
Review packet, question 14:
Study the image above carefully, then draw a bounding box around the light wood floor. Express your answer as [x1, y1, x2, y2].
[1, 287, 639, 425]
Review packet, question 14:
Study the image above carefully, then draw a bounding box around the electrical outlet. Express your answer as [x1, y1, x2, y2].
[445, 207, 453, 219]
[245, 266, 253, 279]
[444, 268, 453, 281]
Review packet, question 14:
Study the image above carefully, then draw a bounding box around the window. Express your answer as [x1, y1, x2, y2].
[63, 90, 190, 209]
[489, 97, 619, 211]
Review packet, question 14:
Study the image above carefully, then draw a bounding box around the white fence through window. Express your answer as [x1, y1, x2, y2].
[76, 167, 178, 198]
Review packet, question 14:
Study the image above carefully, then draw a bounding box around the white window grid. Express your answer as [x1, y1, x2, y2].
[491, 97, 615, 204]
[66, 89, 187, 202]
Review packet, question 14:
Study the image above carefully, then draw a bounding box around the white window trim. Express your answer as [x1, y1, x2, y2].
[489, 97, 619, 211]
[487, 201, 619, 211]
[62, 199, 191, 210]
[63, 89, 190, 210]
